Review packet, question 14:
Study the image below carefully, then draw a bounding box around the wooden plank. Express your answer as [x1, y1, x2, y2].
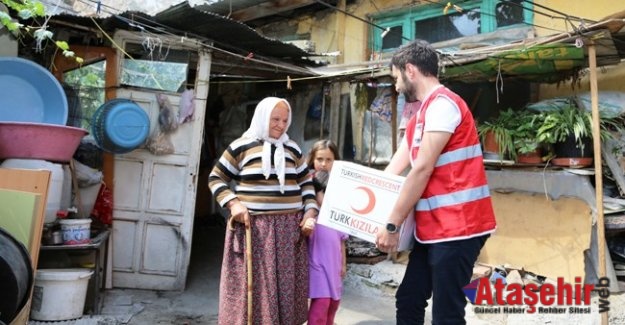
[0, 189, 40, 249]
[10, 302, 30, 325]
[0, 168, 50, 325]
[0, 168, 50, 265]
[602, 139, 625, 196]
[0, 189, 39, 325]
[588, 42, 608, 325]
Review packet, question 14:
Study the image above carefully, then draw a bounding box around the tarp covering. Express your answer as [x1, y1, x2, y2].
[443, 44, 586, 82]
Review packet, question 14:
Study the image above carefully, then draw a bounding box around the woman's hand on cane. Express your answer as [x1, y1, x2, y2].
[227, 199, 250, 229]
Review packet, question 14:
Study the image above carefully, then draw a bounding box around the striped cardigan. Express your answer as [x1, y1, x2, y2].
[209, 137, 318, 214]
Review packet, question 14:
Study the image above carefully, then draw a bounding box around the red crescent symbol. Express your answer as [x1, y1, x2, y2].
[351, 186, 376, 215]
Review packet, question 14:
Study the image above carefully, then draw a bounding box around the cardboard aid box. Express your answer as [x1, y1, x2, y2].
[318, 161, 415, 251]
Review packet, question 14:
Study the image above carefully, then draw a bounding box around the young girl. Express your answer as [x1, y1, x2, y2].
[307, 140, 349, 325]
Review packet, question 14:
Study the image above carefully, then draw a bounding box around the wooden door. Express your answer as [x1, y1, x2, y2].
[110, 48, 210, 290]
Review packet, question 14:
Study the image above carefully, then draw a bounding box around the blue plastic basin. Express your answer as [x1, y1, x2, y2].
[0, 57, 68, 125]
[92, 99, 150, 154]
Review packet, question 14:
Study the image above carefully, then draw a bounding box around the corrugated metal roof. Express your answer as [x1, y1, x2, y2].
[187, 0, 276, 16]
[48, 1, 322, 79]
[153, 2, 311, 61]
[45, 0, 316, 61]
[46, 2, 625, 83]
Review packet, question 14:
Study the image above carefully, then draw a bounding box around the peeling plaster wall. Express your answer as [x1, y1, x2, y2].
[479, 192, 592, 282]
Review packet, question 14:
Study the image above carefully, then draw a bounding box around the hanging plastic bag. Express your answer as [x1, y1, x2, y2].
[147, 93, 177, 155]
[92, 183, 113, 225]
[147, 131, 175, 155]
[157, 93, 179, 132]
[178, 89, 195, 124]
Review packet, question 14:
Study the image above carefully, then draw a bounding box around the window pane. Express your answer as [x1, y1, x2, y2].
[121, 60, 188, 92]
[415, 8, 481, 43]
[496, 0, 524, 27]
[382, 25, 403, 50]
[120, 43, 190, 92]
[63, 60, 106, 134]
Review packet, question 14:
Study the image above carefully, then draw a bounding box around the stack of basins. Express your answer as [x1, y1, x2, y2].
[0, 57, 88, 323]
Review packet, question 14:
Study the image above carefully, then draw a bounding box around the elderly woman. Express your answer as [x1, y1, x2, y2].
[209, 97, 318, 325]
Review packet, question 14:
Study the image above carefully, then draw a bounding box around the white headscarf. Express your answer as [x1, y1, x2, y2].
[241, 97, 292, 193]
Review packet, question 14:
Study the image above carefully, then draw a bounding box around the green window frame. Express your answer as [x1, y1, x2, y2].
[371, 0, 534, 52]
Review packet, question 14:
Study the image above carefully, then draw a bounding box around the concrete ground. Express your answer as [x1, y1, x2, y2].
[98, 222, 398, 325]
[66, 221, 625, 325]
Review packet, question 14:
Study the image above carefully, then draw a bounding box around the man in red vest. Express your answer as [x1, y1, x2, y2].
[376, 39, 497, 324]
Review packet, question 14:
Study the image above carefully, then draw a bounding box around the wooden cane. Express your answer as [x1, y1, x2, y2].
[246, 224, 253, 325]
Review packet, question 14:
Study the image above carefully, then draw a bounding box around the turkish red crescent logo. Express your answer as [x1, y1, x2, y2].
[350, 186, 376, 215]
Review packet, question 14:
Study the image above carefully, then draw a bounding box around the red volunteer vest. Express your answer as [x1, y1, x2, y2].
[404, 87, 496, 243]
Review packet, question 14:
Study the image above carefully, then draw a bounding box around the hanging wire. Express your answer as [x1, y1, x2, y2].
[495, 59, 503, 104]
[312, 0, 411, 41]
[44, 0, 625, 86]
[518, 0, 597, 24]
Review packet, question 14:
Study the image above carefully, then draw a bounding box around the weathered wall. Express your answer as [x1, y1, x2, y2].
[255, 0, 625, 159]
[536, 1, 625, 97]
[479, 192, 592, 282]
[533, 1, 621, 38]
[257, 0, 625, 99]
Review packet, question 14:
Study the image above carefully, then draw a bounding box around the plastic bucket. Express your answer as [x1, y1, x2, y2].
[92, 99, 150, 154]
[0, 159, 64, 224]
[30, 268, 93, 321]
[0, 228, 33, 324]
[59, 219, 92, 245]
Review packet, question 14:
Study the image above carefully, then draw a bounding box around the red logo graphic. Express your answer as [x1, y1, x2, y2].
[350, 186, 376, 215]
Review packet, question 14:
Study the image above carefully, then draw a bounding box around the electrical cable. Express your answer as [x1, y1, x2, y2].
[43, 0, 625, 85]
[519, 0, 597, 24]
[313, 0, 411, 41]
[69, 0, 316, 77]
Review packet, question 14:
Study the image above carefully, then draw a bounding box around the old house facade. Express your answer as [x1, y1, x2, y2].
[3, 0, 625, 301]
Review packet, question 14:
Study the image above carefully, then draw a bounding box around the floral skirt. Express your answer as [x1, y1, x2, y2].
[218, 212, 308, 325]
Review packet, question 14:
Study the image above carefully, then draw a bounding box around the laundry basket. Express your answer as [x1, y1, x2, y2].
[91, 99, 150, 154]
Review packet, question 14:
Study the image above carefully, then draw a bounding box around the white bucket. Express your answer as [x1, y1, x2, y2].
[0, 159, 64, 224]
[59, 219, 92, 245]
[30, 268, 93, 321]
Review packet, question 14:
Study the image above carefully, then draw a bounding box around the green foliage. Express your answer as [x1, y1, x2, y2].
[1, 0, 82, 63]
[64, 60, 106, 131]
[536, 104, 623, 151]
[480, 101, 624, 161]
[0, 8, 21, 32]
[513, 112, 545, 155]
[355, 83, 369, 111]
[478, 109, 549, 160]
[1, 0, 45, 35]
[536, 105, 590, 146]
[477, 108, 518, 160]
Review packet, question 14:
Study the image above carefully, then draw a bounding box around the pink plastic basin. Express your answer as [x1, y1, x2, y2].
[0, 122, 88, 162]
